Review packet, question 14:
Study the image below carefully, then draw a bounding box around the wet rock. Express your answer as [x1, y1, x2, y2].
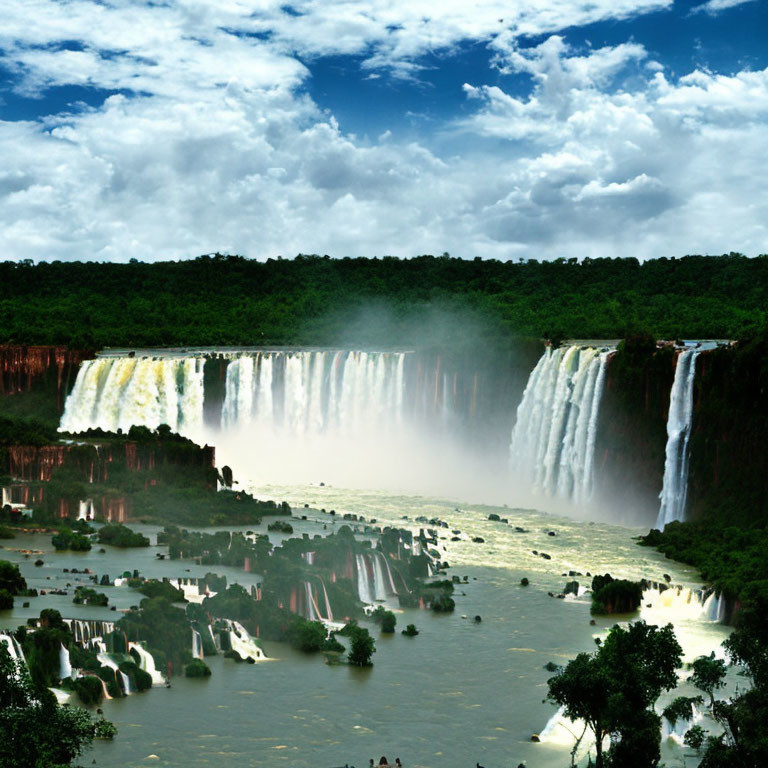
[514, 526, 528, 533]
[563, 581, 579, 596]
[520, 578, 530, 586]
[472, 537, 485, 544]
[488, 513, 501, 521]
[474, 615, 482, 623]
[548, 531, 557, 537]
[540, 553, 551, 560]
[530, 734, 541, 742]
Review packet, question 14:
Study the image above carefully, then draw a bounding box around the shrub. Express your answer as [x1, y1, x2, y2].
[184, 659, 211, 678]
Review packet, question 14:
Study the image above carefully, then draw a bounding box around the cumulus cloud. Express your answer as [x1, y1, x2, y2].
[0, 1, 765, 262]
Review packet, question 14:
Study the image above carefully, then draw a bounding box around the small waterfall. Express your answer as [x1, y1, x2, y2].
[0, 633, 27, 666]
[77, 499, 94, 521]
[97, 652, 130, 695]
[510, 345, 609, 503]
[656, 348, 700, 529]
[304, 582, 318, 621]
[372, 553, 388, 601]
[59, 644, 72, 680]
[59, 356, 206, 438]
[702, 591, 727, 623]
[319, 579, 334, 623]
[224, 619, 266, 661]
[356, 554, 375, 604]
[65, 619, 115, 647]
[192, 629, 204, 660]
[129, 642, 165, 686]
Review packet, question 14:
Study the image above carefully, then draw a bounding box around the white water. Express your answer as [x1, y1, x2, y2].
[97, 652, 131, 695]
[224, 619, 266, 662]
[192, 629, 204, 660]
[356, 554, 375, 605]
[510, 345, 610, 503]
[656, 349, 700, 529]
[59, 644, 72, 680]
[59, 357, 206, 439]
[222, 350, 406, 437]
[129, 642, 165, 686]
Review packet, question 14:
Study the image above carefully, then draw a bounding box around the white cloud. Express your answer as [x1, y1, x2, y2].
[692, 0, 758, 15]
[0, 1, 765, 262]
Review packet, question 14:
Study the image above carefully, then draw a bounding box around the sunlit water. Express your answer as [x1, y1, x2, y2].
[0, 486, 735, 768]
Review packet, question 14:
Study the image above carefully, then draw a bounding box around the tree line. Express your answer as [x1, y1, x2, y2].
[1, 252, 766, 347]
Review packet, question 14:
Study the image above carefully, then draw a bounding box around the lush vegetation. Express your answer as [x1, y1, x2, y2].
[0, 253, 765, 347]
[0, 643, 116, 768]
[590, 574, 644, 615]
[547, 621, 683, 768]
[97, 523, 150, 548]
[51, 528, 92, 552]
[640, 523, 768, 606]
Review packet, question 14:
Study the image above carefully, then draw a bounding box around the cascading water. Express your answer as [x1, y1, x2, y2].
[59, 644, 72, 680]
[192, 629, 204, 660]
[356, 554, 375, 605]
[129, 643, 165, 686]
[59, 357, 206, 438]
[510, 345, 610, 503]
[221, 351, 406, 437]
[655, 349, 700, 530]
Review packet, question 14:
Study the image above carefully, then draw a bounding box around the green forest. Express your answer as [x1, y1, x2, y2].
[1, 252, 766, 347]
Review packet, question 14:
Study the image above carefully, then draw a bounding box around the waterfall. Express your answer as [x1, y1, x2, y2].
[59, 644, 72, 680]
[702, 591, 727, 623]
[304, 582, 318, 621]
[0, 633, 26, 666]
[221, 350, 406, 437]
[129, 642, 165, 686]
[97, 652, 131, 695]
[510, 345, 610, 502]
[224, 619, 266, 661]
[59, 356, 206, 438]
[191, 629, 204, 660]
[656, 349, 700, 529]
[319, 579, 334, 623]
[356, 554, 375, 605]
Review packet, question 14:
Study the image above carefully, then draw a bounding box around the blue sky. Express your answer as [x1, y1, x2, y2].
[0, 0, 766, 262]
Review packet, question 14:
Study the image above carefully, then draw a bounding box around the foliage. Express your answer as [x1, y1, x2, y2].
[134, 579, 185, 602]
[345, 624, 375, 667]
[0, 642, 115, 767]
[184, 659, 211, 678]
[371, 606, 397, 633]
[0, 561, 27, 594]
[267, 520, 294, 534]
[590, 574, 643, 615]
[288, 619, 327, 653]
[71, 674, 104, 706]
[640, 522, 768, 604]
[401, 624, 419, 637]
[0, 253, 766, 348]
[117, 597, 193, 669]
[0, 589, 13, 609]
[547, 621, 682, 768]
[51, 528, 92, 552]
[690, 652, 727, 706]
[72, 586, 109, 606]
[97, 523, 150, 548]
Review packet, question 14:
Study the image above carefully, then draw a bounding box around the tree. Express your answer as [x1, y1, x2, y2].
[0, 561, 26, 595]
[0, 642, 115, 767]
[347, 626, 375, 667]
[547, 621, 682, 768]
[691, 652, 727, 707]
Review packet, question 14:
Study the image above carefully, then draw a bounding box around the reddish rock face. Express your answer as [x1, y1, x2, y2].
[0, 346, 94, 401]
